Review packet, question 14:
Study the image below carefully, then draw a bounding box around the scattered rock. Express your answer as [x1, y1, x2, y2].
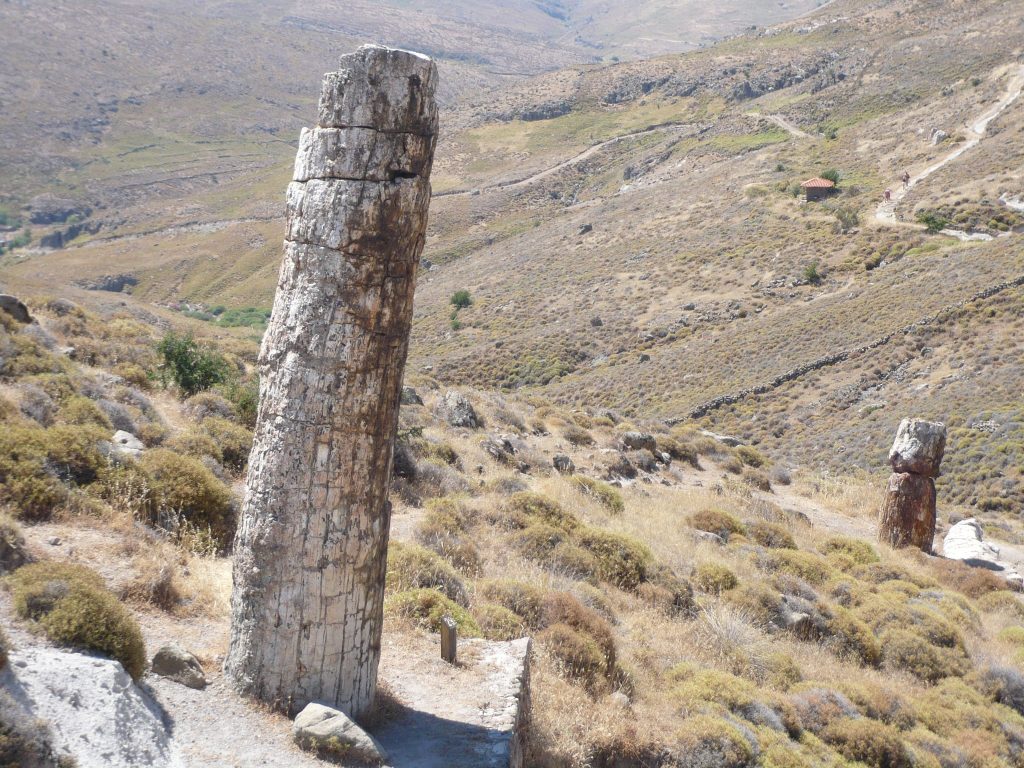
[552, 454, 575, 474]
[619, 431, 657, 452]
[691, 530, 726, 546]
[590, 316, 603, 327]
[2, 647, 176, 768]
[151, 645, 207, 690]
[111, 430, 144, 459]
[47, 537, 61, 546]
[943, 518, 1024, 590]
[609, 691, 631, 709]
[930, 128, 948, 146]
[293, 702, 387, 764]
[578, 223, 593, 235]
[0, 294, 31, 324]
[483, 435, 516, 464]
[700, 429, 744, 447]
[400, 386, 423, 406]
[0, 522, 29, 573]
[436, 390, 481, 429]
[888, 418, 946, 477]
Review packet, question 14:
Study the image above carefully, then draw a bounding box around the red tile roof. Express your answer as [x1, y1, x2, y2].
[801, 177, 837, 188]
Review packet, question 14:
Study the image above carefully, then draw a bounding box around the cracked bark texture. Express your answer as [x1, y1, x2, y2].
[225, 45, 438, 718]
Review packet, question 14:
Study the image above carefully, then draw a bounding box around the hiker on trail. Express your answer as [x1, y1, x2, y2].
[884, 188, 892, 202]
[902, 170, 911, 189]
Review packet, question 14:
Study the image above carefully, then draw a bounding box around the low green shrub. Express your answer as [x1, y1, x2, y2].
[200, 417, 252, 473]
[749, 521, 796, 549]
[477, 579, 545, 628]
[571, 476, 625, 514]
[561, 424, 594, 446]
[692, 562, 738, 593]
[736, 445, 767, 468]
[138, 449, 235, 550]
[0, 514, 28, 574]
[9, 562, 146, 679]
[880, 629, 969, 683]
[539, 623, 609, 689]
[764, 549, 833, 586]
[541, 591, 616, 673]
[57, 395, 112, 428]
[501, 492, 579, 531]
[386, 541, 467, 605]
[574, 528, 652, 590]
[475, 603, 526, 641]
[671, 715, 756, 768]
[822, 718, 911, 768]
[826, 607, 881, 666]
[689, 508, 746, 540]
[385, 588, 480, 636]
[821, 536, 879, 565]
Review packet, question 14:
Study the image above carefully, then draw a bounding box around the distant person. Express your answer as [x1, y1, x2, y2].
[902, 170, 911, 189]
[884, 188, 892, 202]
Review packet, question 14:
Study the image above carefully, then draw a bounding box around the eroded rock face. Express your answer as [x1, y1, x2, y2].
[889, 418, 946, 477]
[225, 45, 438, 719]
[0, 294, 31, 324]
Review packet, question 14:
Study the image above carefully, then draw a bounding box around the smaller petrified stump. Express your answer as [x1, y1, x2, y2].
[878, 419, 946, 552]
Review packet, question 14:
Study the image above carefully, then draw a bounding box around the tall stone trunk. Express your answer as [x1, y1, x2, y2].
[225, 45, 438, 718]
[877, 418, 946, 554]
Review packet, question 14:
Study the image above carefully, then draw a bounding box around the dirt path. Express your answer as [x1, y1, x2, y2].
[745, 112, 811, 139]
[434, 122, 694, 199]
[874, 64, 1024, 235]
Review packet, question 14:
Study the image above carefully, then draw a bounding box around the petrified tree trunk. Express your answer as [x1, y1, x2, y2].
[878, 418, 946, 553]
[878, 472, 937, 550]
[225, 45, 438, 717]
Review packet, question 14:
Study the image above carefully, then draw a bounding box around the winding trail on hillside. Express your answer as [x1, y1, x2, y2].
[433, 122, 695, 199]
[745, 111, 811, 139]
[874, 64, 1024, 238]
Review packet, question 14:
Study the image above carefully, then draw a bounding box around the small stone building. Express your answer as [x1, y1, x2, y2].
[801, 177, 836, 201]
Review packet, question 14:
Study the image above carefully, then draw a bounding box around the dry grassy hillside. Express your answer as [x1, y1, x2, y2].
[2, 1, 1024, 555]
[2, 296, 1024, 767]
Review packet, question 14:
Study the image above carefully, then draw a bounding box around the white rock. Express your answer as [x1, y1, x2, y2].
[2, 648, 180, 768]
[943, 518, 1024, 590]
[112, 429, 144, 458]
[293, 702, 387, 763]
[888, 418, 946, 477]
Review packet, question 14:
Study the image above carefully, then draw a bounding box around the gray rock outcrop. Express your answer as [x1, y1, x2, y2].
[151, 645, 206, 690]
[618, 431, 657, 452]
[0, 294, 31, 323]
[293, 703, 387, 764]
[436, 390, 481, 429]
[112, 430, 145, 459]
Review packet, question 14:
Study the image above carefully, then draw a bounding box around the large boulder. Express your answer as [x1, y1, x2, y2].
[436, 390, 481, 429]
[943, 518, 1023, 590]
[293, 702, 387, 764]
[0, 294, 31, 324]
[888, 418, 946, 477]
[2, 647, 176, 768]
[619, 432, 657, 452]
[150, 644, 206, 690]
